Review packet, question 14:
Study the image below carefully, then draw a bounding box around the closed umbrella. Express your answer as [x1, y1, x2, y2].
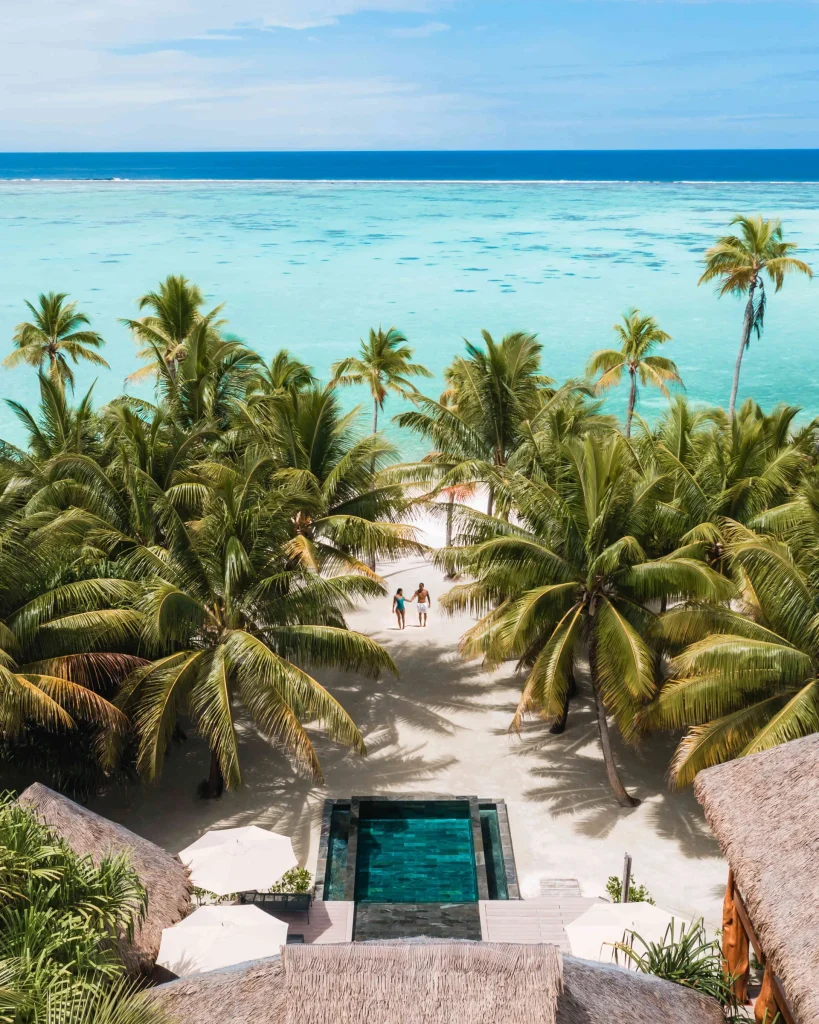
[566, 902, 690, 965]
[179, 825, 297, 896]
[158, 905, 289, 976]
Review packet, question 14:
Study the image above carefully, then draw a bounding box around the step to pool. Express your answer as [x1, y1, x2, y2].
[353, 902, 482, 941]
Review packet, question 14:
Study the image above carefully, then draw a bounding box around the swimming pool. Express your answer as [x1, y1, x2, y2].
[355, 800, 477, 903]
[319, 796, 516, 904]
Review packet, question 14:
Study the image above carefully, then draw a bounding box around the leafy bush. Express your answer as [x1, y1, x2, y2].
[270, 867, 312, 894]
[605, 874, 655, 904]
[0, 794, 147, 1023]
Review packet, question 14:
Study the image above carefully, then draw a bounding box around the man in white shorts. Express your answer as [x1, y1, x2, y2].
[412, 582, 431, 627]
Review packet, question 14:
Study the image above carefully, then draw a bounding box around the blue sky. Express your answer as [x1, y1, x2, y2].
[1, 0, 817, 149]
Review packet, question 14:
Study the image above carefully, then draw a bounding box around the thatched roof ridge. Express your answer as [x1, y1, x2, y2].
[282, 941, 562, 1024]
[19, 782, 191, 974]
[694, 734, 819, 1024]
[150, 943, 723, 1024]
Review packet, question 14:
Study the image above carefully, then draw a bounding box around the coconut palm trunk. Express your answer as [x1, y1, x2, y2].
[588, 600, 640, 808]
[728, 274, 757, 420]
[203, 749, 225, 799]
[625, 367, 637, 438]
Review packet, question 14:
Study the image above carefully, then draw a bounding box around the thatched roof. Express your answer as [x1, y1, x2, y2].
[150, 943, 723, 1024]
[19, 782, 191, 974]
[694, 734, 819, 1024]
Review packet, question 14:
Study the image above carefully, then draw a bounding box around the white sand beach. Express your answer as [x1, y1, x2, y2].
[92, 514, 727, 926]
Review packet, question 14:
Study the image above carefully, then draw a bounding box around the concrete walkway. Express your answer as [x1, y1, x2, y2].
[94, 556, 726, 927]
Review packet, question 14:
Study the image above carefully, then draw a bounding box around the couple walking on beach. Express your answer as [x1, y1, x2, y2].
[392, 583, 431, 630]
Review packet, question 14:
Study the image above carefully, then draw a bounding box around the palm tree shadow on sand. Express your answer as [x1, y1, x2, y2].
[91, 642, 484, 862]
[514, 693, 719, 859]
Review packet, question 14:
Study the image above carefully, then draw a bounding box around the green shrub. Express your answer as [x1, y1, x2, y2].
[0, 793, 147, 1023]
[605, 874, 655, 904]
[270, 867, 312, 893]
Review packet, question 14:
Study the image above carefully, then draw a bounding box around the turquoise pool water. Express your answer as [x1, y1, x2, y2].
[354, 800, 478, 904]
[2, 181, 818, 447]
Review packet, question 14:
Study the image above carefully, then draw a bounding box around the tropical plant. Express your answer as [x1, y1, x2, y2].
[397, 331, 551, 515]
[699, 215, 812, 419]
[613, 918, 743, 1012]
[253, 350, 316, 397]
[3, 293, 107, 394]
[0, 517, 135, 776]
[644, 520, 819, 785]
[0, 796, 146, 1024]
[634, 397, 813, 565]
[331, 326, 432, 434]
[587, 309, 680, 438]
[106, 450, 395, 797]
[605, 875, 655, 904]
[235, 381, 425, 573]
[36, 980, 174, 1024]
[438, 433, 731, 806]
[121, 275, 226, 383]
[270, 867, 312, 893]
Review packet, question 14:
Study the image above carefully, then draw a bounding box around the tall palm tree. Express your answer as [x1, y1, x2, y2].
[330, 326, 432, 434]
[439, 433, 730, 806]
[586, 309, 680, 438]
[3, 293, 107, 393]
[644, 520, 819, 785]
[235, 382, 426, 574]
[255, 350, 316, 396]
[121, 275, 224, 383]
[637, 397, 813, 571]
[397, 331, 551, 515]
[111, 451, 395, 796]
[699, 215, 812, 419]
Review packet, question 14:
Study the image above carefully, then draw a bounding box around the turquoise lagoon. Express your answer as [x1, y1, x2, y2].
[1, 180, 818, 445]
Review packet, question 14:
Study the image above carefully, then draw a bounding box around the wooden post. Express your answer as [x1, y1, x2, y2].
[722, 869, 750, 1003]
[755, 965, 779, 1024]
[621, 853, 632, 903]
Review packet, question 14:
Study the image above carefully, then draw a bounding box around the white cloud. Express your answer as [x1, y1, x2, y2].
[388, 20, 450, 37]
[0, 1, 445, 45]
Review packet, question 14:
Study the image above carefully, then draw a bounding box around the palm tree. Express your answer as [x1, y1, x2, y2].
[121, 275, 224, 383]
[330, 326, 432, 434]
[3, 293, 108, 393]
[586, 309, 680, 438]
[439, 433, 730, 806]
[636, 397, 813, 571]
[255, 350, 316, 396]
[699, 215, 812, 419]
[644, 520, 819, 785]
[112, 450, 395, 796]
[396, 331, 551, 515]
[235, 382, 426, 573]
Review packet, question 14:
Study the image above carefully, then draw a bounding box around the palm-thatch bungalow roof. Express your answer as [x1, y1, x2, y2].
[19, 782, 191, 974]
[694, 733, 819, 1024]
[150, 942, 724, 1024]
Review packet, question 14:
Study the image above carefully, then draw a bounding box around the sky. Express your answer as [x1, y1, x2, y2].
[1, 0, 818, 150]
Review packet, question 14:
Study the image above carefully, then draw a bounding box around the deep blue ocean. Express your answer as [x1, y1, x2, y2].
[2, 150, 819, 181]
[1, 151, 818, 446]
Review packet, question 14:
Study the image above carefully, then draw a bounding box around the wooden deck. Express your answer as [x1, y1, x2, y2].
[262, 900, 354, 944]
[479, 896, 603, 950]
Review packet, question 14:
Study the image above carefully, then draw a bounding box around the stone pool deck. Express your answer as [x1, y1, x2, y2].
[92, 555, 727, 928]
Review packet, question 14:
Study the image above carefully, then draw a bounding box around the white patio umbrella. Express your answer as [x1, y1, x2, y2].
[179, 825, 297, 896]
[566, 902, 691, 966]
[158, 905, 289, 976]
